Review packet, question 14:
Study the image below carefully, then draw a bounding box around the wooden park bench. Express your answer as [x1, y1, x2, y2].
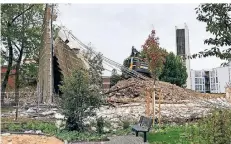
[131, 116, 153, 143]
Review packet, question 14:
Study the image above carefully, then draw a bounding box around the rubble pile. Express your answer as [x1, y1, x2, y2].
[108, 78, 225, 103]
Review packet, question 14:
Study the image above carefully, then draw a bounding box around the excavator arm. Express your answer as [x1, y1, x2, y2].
[131, 46, 140, 57]
[128, 46, 151, 77]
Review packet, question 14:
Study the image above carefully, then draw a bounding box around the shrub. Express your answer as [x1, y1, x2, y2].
[60, 69, 102, 132]
[96, 116, 104, 134]
[122, 120, 130, 129]
[187, 109, 231, 144]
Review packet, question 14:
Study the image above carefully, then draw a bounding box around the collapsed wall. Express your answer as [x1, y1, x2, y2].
[38, 20, 90, 102]
[53, 37, 86, 78]
[53, 30, 90, 94]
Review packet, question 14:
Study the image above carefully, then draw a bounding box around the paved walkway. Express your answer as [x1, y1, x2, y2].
[70, 135, 148, 144]
[106, 135, 148, 144]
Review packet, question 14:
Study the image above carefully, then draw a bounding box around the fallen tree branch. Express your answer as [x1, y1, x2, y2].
[103, 84, 135, 95]
[107, 99, 129, 104]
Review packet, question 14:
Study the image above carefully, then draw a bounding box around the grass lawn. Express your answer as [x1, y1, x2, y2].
[148, 125, 188, 144]
[1, 117, 131, 142]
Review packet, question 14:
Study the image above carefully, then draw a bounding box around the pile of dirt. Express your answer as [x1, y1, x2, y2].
[107, 78, 225, 103]
[1, 134, 64, 144]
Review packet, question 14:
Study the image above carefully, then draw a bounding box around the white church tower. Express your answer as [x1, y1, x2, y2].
[175, 23, 191, 89]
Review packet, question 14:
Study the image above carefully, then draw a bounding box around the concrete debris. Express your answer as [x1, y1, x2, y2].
[91, 127, 97, 131]
[103, 127, 110, 132]
[41, 110, 56, 116]
[196, 97, 231, 109]
[35, 130, 43, 134]
[24, 130, 43, 134]
[93, 99, 231, 125]
[107, 78, 225, 103]
[2, 77, 230, 131]
[1, 133, 11, 136]
[54, 113, 65, 119]
[26, 108, 36, 113]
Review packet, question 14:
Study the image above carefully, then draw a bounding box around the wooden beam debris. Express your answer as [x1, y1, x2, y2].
[103, 84, 135, 95]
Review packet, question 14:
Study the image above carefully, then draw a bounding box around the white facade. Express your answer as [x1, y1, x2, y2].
[190, 70, 205, 93]
[191, 66, 231, 93]
[175, 23, 191, 89]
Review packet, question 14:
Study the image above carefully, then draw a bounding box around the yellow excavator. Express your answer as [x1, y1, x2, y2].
[123, 46, 151, 77]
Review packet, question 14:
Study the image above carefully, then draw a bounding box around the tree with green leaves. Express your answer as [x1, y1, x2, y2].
[19, 62, 38, 87]
[191, 4, 231, 65]
[159, 52, 187, 87]
[1, 4, 45, 106]
[83, 44, 104, 92]
[60, 69, 102, 131]
[1, 58, 6, 65]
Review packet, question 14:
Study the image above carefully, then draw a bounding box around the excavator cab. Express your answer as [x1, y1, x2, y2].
[124, 46, 151, 77]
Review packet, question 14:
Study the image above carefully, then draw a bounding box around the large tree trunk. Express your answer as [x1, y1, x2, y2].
[15, 58, 22, 120]
[15, 4, 25, 120]
[1, 23, 13, 105]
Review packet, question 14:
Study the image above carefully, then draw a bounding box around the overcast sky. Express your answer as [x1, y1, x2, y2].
[57, 4, 225, 76]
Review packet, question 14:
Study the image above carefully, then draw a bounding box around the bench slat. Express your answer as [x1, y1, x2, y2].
[132, 125, 148, 132]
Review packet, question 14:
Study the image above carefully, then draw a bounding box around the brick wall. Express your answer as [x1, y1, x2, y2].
[102, 76, 111, 91]
[53, 37, 86, 78]
[1, 66, 16, 90]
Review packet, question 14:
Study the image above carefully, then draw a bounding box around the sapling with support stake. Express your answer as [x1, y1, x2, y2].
[142, 29, 166, 125]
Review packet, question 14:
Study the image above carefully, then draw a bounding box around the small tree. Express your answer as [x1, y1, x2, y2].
[142, 29, 166, 83]
[159, 52, 188, 87]
[83, 44, 104, 92]
[60, 69, 102, 132]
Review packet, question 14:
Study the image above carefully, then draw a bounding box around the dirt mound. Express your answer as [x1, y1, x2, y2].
[1, 134, 64, 144]
[107, 78, 225, 103]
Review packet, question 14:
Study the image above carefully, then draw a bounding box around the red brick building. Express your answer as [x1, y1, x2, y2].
[102, 76, 110, 92]
[1, 66, 16, 90]
[1, 65, 111, 92]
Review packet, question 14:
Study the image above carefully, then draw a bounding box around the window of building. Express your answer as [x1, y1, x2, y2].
[195, 78, 199, 84]
[216, 77, 218, 83]
[210, 78, 214, 83]
[210, 71, 215, 78]
[216, 84, 219, 91]
[195, 71, 201, 77]
[211, 84, 215, 91]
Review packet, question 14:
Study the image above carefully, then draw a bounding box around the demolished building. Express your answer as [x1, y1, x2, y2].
[53, 29, 90, 94]
[37, 4, 89, 103]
